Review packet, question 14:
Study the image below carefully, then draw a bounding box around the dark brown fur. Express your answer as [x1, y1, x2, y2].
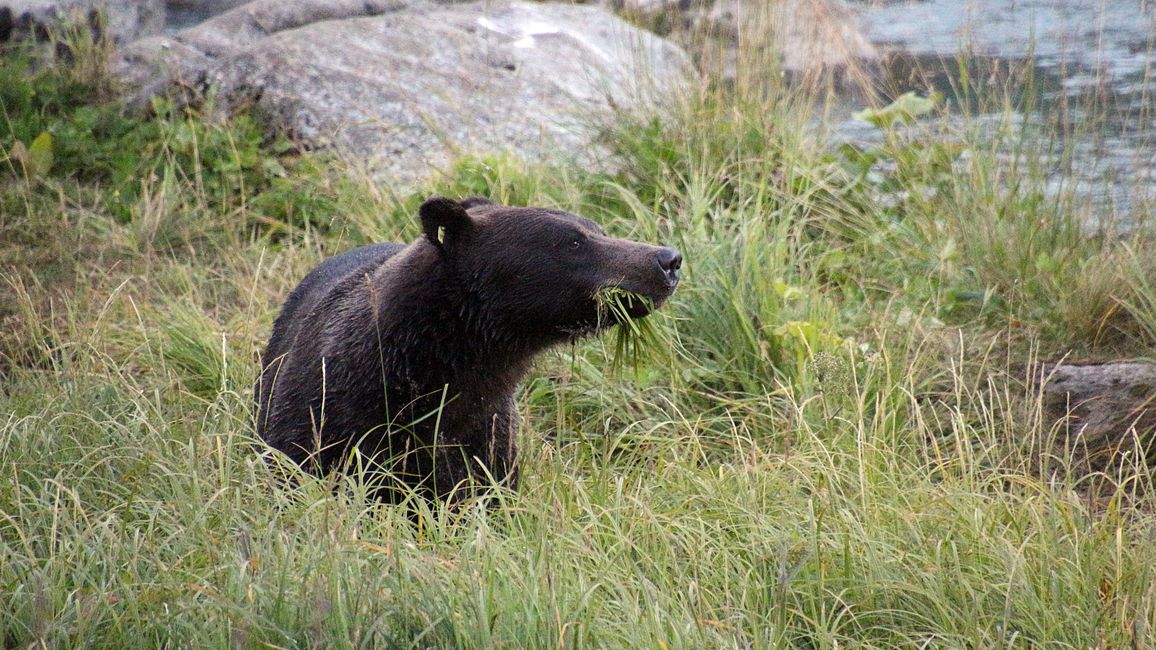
[255, 197, 681, 503]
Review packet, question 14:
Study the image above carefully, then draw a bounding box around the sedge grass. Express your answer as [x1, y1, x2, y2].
[594, 286, 667, 374]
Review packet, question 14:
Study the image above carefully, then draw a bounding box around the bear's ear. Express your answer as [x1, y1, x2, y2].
[419, 196, 474, 252]
[459, 196, 495, 210]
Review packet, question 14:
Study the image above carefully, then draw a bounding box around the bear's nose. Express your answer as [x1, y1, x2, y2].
[656, 247, 682, 284]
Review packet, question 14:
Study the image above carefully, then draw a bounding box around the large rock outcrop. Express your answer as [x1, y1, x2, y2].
[117, 0, 694, 184]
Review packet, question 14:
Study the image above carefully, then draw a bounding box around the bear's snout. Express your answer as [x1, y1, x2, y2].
[600, 242, 683, 319]
[656, 247, 682, 286]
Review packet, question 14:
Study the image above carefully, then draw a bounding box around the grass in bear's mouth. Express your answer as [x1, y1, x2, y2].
[594, 286, 664, 371]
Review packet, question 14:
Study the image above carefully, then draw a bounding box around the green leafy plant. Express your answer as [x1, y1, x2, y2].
[853, 91, 945, 128]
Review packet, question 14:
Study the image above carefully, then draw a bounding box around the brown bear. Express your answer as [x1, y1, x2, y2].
[255, 197, 681, 503]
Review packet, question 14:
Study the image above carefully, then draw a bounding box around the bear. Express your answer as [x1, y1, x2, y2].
[255, 196, 682, 504]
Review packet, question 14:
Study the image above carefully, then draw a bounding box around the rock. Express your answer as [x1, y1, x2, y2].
[117, 0, 693, 184]
[603, 0, 877, 82]
[1033, 361, 1156, 472]
[774, 0, 878, 79]
[0, 0, 164, 45]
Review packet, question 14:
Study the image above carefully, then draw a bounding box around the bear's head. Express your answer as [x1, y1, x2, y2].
[419, 196, 681, 344]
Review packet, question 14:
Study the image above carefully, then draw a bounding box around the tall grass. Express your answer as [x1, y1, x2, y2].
[3, 8, 1156, 648]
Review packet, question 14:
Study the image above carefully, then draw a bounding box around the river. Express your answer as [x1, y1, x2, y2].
[835, 0, 1155, 226]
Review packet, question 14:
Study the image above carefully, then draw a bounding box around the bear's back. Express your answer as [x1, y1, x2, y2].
[265, 242, 405, 361]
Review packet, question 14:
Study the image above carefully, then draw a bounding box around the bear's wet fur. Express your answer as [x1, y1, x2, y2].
[255, 197, 682, 503]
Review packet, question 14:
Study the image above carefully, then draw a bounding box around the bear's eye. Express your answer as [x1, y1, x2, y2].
[569, 238, 582, 250]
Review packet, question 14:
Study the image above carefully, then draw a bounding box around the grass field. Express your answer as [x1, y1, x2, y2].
[2, 15, 1156, 648]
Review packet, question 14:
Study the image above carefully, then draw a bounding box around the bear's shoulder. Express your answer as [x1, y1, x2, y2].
[266, 242, 407, 363]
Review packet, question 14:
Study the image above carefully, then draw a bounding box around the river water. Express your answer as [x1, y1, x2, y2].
[834, 0, 1155, 226]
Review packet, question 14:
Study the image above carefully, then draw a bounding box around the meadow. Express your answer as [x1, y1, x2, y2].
[2, 15, 1156, 648]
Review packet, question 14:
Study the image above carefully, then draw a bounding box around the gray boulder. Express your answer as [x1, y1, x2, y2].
[1033, 361, 1156, 473]
[117, 0, 694, 184]
[0, 0, 164, 45]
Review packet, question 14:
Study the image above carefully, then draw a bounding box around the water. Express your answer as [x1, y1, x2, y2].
[835, 0, 1155, 226]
